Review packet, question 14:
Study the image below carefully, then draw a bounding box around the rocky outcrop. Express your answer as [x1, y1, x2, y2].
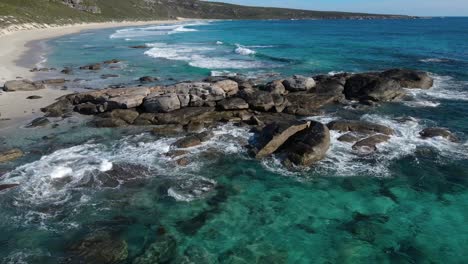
[133, 234, 177, 264]
[255, 121, 311, 158]
[2, 80, 44, 92]
[263, 80, 287, 95]
[217, 97, 249, 110]
[69, 231, 128, 264]
[381, 69, 433, 89]
[344, 74, 404, 102]
[0, 149, 24, 163]
[419, 127, 458, 142]
[327, 120, 394, 135]
[144, 93, 181, 113]
[283, 121, 331, 166]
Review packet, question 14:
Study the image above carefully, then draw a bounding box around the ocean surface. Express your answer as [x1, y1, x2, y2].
[1, 18, 468, 263]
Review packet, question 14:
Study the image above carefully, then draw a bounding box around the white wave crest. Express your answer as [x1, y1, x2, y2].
[235, 44, 256, 55]
[406, 75, 468, 102]
[110, 22, 206, 39]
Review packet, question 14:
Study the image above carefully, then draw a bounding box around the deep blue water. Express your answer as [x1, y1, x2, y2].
[1, 18, 468, 263]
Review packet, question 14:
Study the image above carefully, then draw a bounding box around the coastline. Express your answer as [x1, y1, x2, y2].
[0, 19, 186, 130]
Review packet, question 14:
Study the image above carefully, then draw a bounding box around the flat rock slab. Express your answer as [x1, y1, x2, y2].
[352, 134, 391, 153]
[0, 149, 24, 163]
[327, 120, 394, 135]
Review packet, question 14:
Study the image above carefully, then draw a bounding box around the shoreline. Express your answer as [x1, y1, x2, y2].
[0, 19, 187, 130]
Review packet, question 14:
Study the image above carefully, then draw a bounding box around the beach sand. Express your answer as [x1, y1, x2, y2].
[0, 20, 182, 130]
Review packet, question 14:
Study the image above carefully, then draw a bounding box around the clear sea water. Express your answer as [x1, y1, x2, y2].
[1, 18, 468, 263]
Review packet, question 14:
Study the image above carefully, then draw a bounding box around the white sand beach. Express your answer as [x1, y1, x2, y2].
[0, 20, 182, 129]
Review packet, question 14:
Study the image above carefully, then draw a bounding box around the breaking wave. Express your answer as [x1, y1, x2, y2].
[110, 22, 207, 39]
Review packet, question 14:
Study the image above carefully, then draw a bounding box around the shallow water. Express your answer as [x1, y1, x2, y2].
[1, 18, 468, 263]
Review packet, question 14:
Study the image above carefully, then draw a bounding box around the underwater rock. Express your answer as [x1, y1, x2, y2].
[419, 127, 458, 142]
[173, 135, 202, 148]
[139, 76, 158, 83]
[0, 148, 24, 163]
[79, 63, 101, 70]
[69, 231, 128, 264]
[103, 59, 121, 64]
[133, 234, 177, 264]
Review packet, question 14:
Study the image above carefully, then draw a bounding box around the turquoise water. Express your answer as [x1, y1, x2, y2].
[1, 18, 468, 263]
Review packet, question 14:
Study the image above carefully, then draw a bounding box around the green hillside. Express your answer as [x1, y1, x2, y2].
[0, 0, 409, 28]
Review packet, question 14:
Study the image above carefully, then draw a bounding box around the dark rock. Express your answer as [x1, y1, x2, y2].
[0, 149, 23, 163]
[139, 76, 158, 83]
[26, 95, 42, 100]
[101, 74, 119, 79]
[93, 117, 129, 128]
[103, 59, 121, 64]
[256, 121, 311, 158]
[0, 184, 19, 192]
[61, 67, 73, 75]
[152, 125, 184, 135]
[381, 69, 433, 89]
[337, 132, 366, 143]
[3, 80, 44, 92]
[100, 109, 140, 124]
[419, 127, 458, 142]
[166, 150, 189, 158]
[315, 76, 345, 95]
[327, 120, 394, 135]
[79, 63, 101, 70]
[173, 135, 202, 148]
[263, 80, 287, 95]
[129, 45, 147, 49]
[36, 79, 66, 85]
[352, 134, 391, 153]
[176, 157, 191, 166]
[217, 97, 249, 110]
[41, 98, 73, 117]
[344, 73, 405, 102]
[241, 90, 275, 112]
[283, 121, 330, 166]
[285, 92, 338, 116]
[283, 75, 316, 92]
[69, 231, 128, 264]
[74, 102, 105, 115]
[27, 117, 50, 128]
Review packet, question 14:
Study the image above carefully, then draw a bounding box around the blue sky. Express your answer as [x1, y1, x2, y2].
[207, 0, 467, 16]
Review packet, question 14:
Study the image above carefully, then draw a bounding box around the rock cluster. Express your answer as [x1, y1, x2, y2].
[36, 68, 445, 167]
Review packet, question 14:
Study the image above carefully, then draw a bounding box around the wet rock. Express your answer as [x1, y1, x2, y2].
[337, 132, 365, 143]
[100, 109, 140, 124]
[419, 127, 458, 142]
[173, 135, 202, 148]
[41, 98, 73, 117]
[283, 75, 316, 92]
[263, 80, 287, 95]
[103, 59, 121, 64]
[61, 67, 73, 75]
[26, 95, 42, 99]
[101, 74, 119, 79]
[352, 134, 391, 153]
[212, 80, 239, 96]
[0, 184, 19, 192]
[166, 150, 189, 158]
[381, 69, 433, 89]
[144, 93, 181, 113]
[327, 120, 394, 135]
[285, 93, 338, 116]
[255, 121, 311, 158]
[27, 117, 50, 128]
[344, 73, 405, 102]
[284, 121, 330, 166]
[152, 124, 185, 135]
[93, 117, 129, 128]
[79, 63, 101, 70]
[176, 157, 191, 166]
[133, 235, 177, 264]
[3, 79, 44, 92]
[139, 76, 158, 83]
[217, 97, 249, 110]
[94, 163, 150, 188]
[69, 231, 128, 264]
[129, 45, 147, 49]
[314, 76, 346, 95]
[0, 149, 23, 163]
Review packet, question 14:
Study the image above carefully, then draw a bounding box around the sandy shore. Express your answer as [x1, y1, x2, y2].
[0, 19, 183, 130]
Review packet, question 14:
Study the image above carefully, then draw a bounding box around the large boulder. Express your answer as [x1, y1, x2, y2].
[143, 93, 181, 113]
[327, 120, 394, 135]
[381, 69, 433, 89]
[419, 127, 458, 142]
[3, 80, 44, 92]
[283, 121, 330, 166]
[133, 235, 177, 264]
[212, 80, 239, 96]
[240, 90, 275, 112]
[99, 109, 140, 124]
[0, 149, 24, 163]
[352, 134, 391, 153]
[255, 121, 311, 158]
[283, 75, 316, 92]
[344, 74, 405, 102]
[263, 80, 287, 95]
[71, 87, 151, 110]
[314, 76, 346, 95]
[41, 98, 73, 117]
[285, 93, 339, 116]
